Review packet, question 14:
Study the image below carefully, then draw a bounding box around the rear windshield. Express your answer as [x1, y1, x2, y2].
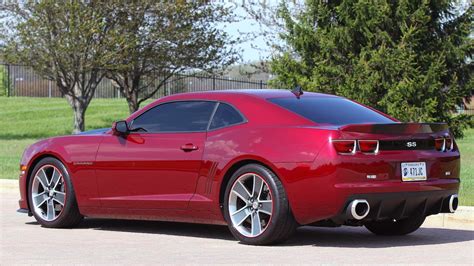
[268, 97, 395, 126]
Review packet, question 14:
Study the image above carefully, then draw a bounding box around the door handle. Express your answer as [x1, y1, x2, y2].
[180, 143, 199, 152]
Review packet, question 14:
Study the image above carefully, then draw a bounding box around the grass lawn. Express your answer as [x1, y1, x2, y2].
[456, 127, 474, 206]
[0, 97, 473, 205]
[0, 97, 132, 181]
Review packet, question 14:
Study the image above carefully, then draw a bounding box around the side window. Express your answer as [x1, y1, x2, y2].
[131, 101, 216, 132]
[209, 103, 245, 130]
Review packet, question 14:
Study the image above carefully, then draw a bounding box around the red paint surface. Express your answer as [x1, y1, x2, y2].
[18, 90, 460, 225]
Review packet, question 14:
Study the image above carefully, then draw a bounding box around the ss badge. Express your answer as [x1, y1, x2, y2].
[406, 141, 417, 148]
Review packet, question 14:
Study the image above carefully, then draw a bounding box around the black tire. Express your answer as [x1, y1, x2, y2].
[364, 214, 426, 236]
[28, 157, 83, 228]
[223, 164, 297, 245]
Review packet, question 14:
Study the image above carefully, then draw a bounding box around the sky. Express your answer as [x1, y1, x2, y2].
[223, 4, 272, 63]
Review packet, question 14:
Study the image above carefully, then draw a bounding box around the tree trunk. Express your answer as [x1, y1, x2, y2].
[128, 74, 142, 113]
[127, 91, 139, 114]
[65, 94, 87, 134]
[122, 83, 140, 114]
[111, 72, 141, 114]
[72, 104, 86, 134]
[56, 71, 103, 134]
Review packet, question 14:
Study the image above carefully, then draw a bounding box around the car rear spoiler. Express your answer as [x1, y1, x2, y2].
[339, 123, 449, 135]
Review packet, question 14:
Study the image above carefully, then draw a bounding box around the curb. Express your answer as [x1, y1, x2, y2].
[0, 179, 18, 192]
[1, 179, 473, 229]
[424, 206, 474, 230]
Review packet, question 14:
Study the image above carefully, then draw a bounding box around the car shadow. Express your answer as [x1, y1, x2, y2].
[26, 218, 473, 247]
[25, 219, 234, 241]
[285, 226, 474, 248]
[84, 219, 235, 241]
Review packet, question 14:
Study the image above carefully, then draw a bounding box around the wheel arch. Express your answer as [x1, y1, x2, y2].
[25, 153, 67, 210]
[218, 158, 283, 208]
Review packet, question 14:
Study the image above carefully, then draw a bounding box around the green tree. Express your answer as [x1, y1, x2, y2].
[105, 1, 238, 113]
[1, 1, 120, 133]
[271, 0, 473, 137]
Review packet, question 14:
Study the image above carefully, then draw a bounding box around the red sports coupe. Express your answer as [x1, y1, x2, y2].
[17, 89, 460, 245]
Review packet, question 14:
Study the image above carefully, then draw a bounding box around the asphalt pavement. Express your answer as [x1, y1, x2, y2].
[1, 186, 473, 265]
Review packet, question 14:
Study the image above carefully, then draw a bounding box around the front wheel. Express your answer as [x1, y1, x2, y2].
[28, 157, 83, 228]
[364, 214, 426, 236]
[223, 164, 297, 245]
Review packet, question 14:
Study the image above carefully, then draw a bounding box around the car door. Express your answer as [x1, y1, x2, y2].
[95, 100, 217, 210]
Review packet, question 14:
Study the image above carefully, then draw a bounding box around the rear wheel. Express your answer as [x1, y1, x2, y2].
[28, 157, 83, 228]
[364, 214, 426, 236]
[223, 164, 297, 245]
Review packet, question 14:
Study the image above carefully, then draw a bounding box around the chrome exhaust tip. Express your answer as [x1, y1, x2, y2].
[448, 194, 458, 213]
[347, 199, 370, 220]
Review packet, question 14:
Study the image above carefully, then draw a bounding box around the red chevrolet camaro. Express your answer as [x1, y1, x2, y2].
[17, 89, 460, 245]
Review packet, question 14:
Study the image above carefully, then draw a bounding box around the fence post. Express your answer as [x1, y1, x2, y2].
[260, 80, 263, 89]
[212, 76, 216, 90]
[48, 79, 52, 98]
[6, 64, 10, 97]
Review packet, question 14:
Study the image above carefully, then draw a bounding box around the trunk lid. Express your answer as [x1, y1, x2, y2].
[337, 123, 451, 151]
[339, 123, 448, 135]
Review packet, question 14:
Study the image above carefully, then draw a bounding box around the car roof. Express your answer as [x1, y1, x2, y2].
[128, 89, 343, 124]
[163, 89, 339, 100]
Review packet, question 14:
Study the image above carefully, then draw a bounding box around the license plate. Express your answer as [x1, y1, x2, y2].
[401, 162, 427, 181]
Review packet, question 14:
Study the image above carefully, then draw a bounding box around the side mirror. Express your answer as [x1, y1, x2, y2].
[113, 120, 129, 135]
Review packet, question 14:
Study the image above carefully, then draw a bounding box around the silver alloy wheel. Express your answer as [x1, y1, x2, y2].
[228, 173, 273, 237]
[31, 164, 66, 221]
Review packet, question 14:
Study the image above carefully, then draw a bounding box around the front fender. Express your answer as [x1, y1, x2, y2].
[19, 135, 104, 211]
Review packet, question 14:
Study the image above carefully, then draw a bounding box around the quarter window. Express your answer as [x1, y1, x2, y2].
[131, 101, 216, 132]
[209, 103, 245, 130]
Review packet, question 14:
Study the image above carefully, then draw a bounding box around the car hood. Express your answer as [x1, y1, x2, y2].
[77, 128, 110, 135]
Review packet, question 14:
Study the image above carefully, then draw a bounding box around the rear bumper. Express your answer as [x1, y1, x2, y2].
[279, 161, 461, 224]
[330, 189, 458, 225]
[276, 143, 461, 225]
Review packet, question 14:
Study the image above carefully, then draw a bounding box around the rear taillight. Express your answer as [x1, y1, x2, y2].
[445, 137, 453, 151]
[359, 140, 379, 154]
[332, 140, 378, 154]
[332, 140, 356, 154]
[435, 137, 454, 152]
[435, 138, 445, 151]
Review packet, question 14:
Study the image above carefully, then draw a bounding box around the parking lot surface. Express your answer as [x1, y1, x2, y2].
[1, 188, 473, 265]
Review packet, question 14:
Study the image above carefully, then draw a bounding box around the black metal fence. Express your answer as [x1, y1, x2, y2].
[0, 63, 272, 98]
[457, 108, 474, 115]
